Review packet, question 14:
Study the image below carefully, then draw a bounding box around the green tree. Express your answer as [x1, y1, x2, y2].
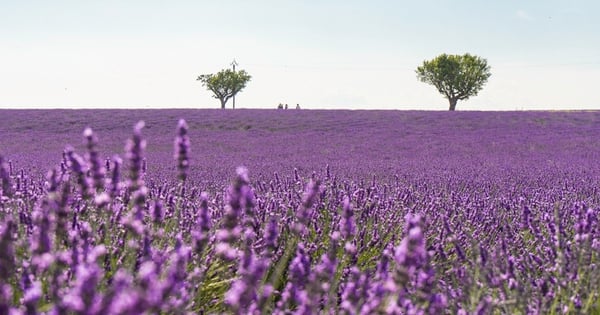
[197, 69, 251, 109]
[416, 53, 491, 111]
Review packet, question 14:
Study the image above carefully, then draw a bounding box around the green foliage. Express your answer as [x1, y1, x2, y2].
[416, 53, 491, 110]
[197, 69, 251, 109]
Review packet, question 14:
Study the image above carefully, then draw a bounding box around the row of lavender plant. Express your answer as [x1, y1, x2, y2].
[0, 119, 599, 314]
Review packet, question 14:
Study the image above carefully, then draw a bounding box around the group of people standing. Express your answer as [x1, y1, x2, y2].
[277, 103, 301, 110]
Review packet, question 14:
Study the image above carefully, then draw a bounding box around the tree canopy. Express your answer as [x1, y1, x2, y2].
[197, 69, 251, 109]
[416, 53, 491, 111]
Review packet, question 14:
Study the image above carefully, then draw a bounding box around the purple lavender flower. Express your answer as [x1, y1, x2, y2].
[340, 195, 356, 239]
[0, 156, 12, 198]
[340, 267, 366, 314]
[293, 179, 321, 235]
[390, 213, 447, 313]
[159, 234, 191, 312]
[152, 199, 165, 224]
[136, 260, 161, 307]
[7, 159, 12, 177]
[62, 262, 103, 313]
[191, 192, 211, 254]
[521, 204, 531, 231]
[216, 167, 255, 261]
[394, 217, 427, 284]
[225, 250, 267, 313]
[125, 121, 146, 192]
[0, 284, 12, 315]
[475, 296, 492, 315]
[359, 246, 393, 314]
[65, 146, 93, 200]
[107, 155, 122, 200]
[174, 119, 190, 183]
[223, 167, 252, 230]
[83, 127, 106, 191]
[45, 167, 61, 194]
[132, 186, 148, 221]
[301, 231, 340, 312]
[277, 243, 311, 310]
[23, 280, 42, 315]
[0, 218, 15, 283]
[30, 205, 53, 257]
[262, 216, 278, 258]
[105, 270, 139, 314]
[289, 243, 311, 286]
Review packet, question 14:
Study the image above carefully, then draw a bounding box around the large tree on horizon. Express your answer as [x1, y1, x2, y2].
[416, 53, 491, 111]
[197, 69, 251, 109]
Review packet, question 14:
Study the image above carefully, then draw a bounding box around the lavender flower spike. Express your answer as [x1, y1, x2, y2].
[174, 119, 190, 183]
[394, 214, 427, 285]
[192, 192, 211, 254]
[0, 218, 16, 283]
[65, 146, 93, 200]
[340, 195, 356, 239]
[0, 156, 12, 198]
[125, 121, 146, 192]
[107, 155, 122, 200]
[293, 179, 321, 235]
[83, 127, 106, 192]
[215, 167, 254, 261]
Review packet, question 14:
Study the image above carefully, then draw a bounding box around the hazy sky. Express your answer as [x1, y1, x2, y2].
[1, 0, 599, 110]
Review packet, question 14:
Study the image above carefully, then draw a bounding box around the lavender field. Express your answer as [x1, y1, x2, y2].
[0, 109, 599, 314]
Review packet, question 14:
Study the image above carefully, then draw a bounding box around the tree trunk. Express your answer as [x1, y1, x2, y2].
[448, 98, 458, 111]
[220, 98, 226, 109]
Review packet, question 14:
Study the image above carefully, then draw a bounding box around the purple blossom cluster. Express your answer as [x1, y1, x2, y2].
[0, 109, 599, 314]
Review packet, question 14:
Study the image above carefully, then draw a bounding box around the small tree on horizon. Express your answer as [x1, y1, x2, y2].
[416, 53, 491, 111]
[197, 68, 251, 109]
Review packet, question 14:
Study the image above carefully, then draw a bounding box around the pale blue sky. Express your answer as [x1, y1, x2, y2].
[1, 0, 599, 110]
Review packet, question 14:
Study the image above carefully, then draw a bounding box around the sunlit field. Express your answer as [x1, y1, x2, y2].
[0, 109, 598, 314]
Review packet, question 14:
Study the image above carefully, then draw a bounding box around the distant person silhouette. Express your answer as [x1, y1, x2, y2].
[285, 104, 288, 110]
[296, 104, 300, 109]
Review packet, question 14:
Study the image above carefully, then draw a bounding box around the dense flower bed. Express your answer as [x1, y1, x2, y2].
[0, 109, 598, 314]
